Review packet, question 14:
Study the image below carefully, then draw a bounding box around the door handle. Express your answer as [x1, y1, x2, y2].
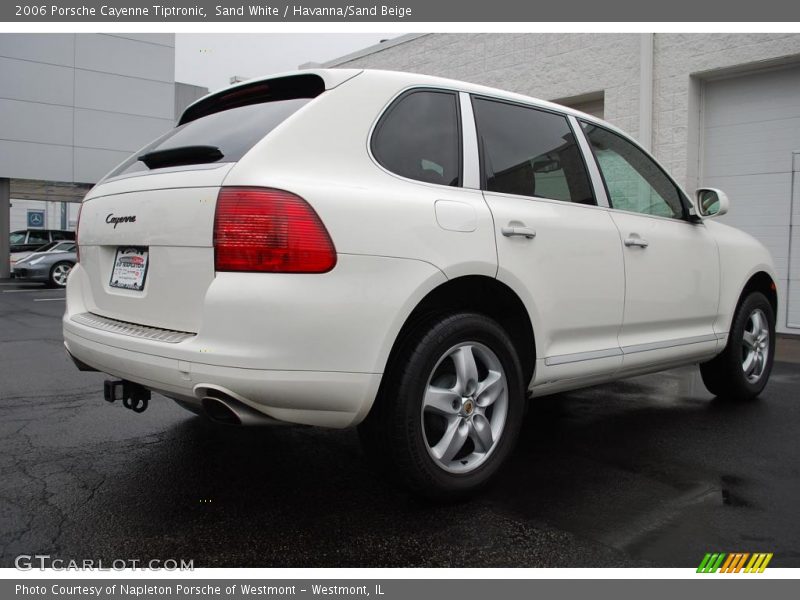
[624, 236, 649, 248]
[501, 226, 536, 239]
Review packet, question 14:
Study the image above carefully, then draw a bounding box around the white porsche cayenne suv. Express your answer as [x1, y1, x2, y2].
[64, 69, 777, 498]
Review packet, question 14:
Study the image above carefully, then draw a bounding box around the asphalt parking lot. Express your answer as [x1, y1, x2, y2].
[1, 278, 799, 568]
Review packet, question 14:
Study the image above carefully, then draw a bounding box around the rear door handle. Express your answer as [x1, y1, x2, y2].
[501, 226, 536, 239]
[624, 236, 649, 248]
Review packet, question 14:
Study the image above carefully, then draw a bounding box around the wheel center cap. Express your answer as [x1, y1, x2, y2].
[462, 399, 474, 415]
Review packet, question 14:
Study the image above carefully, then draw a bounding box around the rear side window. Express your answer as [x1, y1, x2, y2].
[107, 98, 312, 179]
[372, 90, 461, 187]
[472, 97, 595, 205]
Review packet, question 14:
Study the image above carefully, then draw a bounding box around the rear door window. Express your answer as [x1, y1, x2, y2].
[472, 97, 595, 205]
[372, 90, 461, 187]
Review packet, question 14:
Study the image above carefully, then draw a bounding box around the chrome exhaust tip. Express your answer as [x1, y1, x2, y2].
[200, 391, 281, 426]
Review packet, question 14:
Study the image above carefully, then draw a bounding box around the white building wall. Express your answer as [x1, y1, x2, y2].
[652, 33, 800, 192]
[0, 33, 177, 184]
[327, 34, 642, 143]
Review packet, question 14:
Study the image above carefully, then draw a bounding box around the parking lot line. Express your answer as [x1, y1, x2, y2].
[2, 289, 65, 293]
[33, 298, 65, 302]
[0, 282, 40, 286]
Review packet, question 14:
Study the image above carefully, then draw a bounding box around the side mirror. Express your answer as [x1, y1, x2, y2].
[695, 188, 729, 219]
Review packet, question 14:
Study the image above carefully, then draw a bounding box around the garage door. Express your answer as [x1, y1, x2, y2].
[701, 65, 800, 333]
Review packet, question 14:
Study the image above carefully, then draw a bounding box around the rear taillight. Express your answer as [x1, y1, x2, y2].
[213, 187, 336, 273]
[75, 202, 82, 263]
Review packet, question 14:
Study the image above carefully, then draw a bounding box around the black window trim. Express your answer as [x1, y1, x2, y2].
[578, 119, 694, 222]
[470, 94, 598, 207]
[369, 87, 464, 189]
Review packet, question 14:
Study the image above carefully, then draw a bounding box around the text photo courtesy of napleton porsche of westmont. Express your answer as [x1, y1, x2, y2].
[1, 27, 800, 574]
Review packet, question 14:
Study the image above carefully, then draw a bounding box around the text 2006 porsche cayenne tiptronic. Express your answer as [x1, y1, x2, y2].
[64, 69, 777, 498]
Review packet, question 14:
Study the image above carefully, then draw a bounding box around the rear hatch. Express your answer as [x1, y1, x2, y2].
[75, 73, 339, 333]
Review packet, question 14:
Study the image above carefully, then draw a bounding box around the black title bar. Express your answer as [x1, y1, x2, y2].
[3, 0, 799, 22]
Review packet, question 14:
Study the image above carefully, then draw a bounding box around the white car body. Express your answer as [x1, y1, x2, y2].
[63, 69, 777, 431]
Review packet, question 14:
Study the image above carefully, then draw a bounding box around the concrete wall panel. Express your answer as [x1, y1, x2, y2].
[76, 34, 174, 82]
[0, 99, 73, 146]
[0, 139, 72, 181]
[0, 56, 74, 106]
[74, 69, 174, 119]
[0, 33, 74, 67]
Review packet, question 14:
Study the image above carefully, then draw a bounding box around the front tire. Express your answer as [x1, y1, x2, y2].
[361, 313, 525, 500]
[700, 291, 775, 401]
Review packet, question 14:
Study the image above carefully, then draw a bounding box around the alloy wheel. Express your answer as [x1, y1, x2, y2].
[52, 264, 72, 287]
[421, 342, 508, 474]
[742, 308, 769, 384]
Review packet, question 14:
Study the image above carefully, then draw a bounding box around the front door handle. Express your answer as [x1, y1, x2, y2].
[501, 226, 536, 239]
[624, 236, 649, 248]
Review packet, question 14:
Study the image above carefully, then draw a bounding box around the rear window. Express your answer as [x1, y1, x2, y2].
[107, 98, 312, 179]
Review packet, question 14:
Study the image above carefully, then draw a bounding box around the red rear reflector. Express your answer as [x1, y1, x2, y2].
[214, 187, 336, 273]
[75, 202, 83, 263]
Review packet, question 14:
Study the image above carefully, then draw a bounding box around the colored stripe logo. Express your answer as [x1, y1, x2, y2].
[697, 553, 773, 573]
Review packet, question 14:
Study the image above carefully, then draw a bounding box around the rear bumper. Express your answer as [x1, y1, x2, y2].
[63, 327, 380, 427]
[63, 253, 447, 428]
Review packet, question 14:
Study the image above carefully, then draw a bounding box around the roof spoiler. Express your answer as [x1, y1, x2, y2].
[178, 69, 363, 126]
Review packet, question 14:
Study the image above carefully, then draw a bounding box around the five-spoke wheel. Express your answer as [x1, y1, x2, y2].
[422, 343, 508, 473]
[741, 308, 769, 384]
[49, 262, 73, 288]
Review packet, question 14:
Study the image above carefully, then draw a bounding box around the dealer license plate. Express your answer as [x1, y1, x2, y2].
[109, 247, 149, 291]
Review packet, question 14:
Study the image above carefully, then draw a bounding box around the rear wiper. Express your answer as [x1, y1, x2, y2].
[138, 145, 224, 169]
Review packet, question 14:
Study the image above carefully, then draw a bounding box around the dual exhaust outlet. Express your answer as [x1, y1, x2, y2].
[103, 379, 279, 426]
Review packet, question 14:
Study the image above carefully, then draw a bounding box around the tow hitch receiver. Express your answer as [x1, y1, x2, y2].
[103, 379, 151, 413]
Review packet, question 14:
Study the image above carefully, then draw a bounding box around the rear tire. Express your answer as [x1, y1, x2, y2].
[700, 291, 775, 401]
[359, 312, 525, 500]
[49, 261, 73, 288]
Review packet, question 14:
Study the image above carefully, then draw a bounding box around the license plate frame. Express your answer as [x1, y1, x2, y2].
[109, 246, 149, 291]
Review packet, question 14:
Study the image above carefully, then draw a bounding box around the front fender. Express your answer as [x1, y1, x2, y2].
[706, 220, 778, 335]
